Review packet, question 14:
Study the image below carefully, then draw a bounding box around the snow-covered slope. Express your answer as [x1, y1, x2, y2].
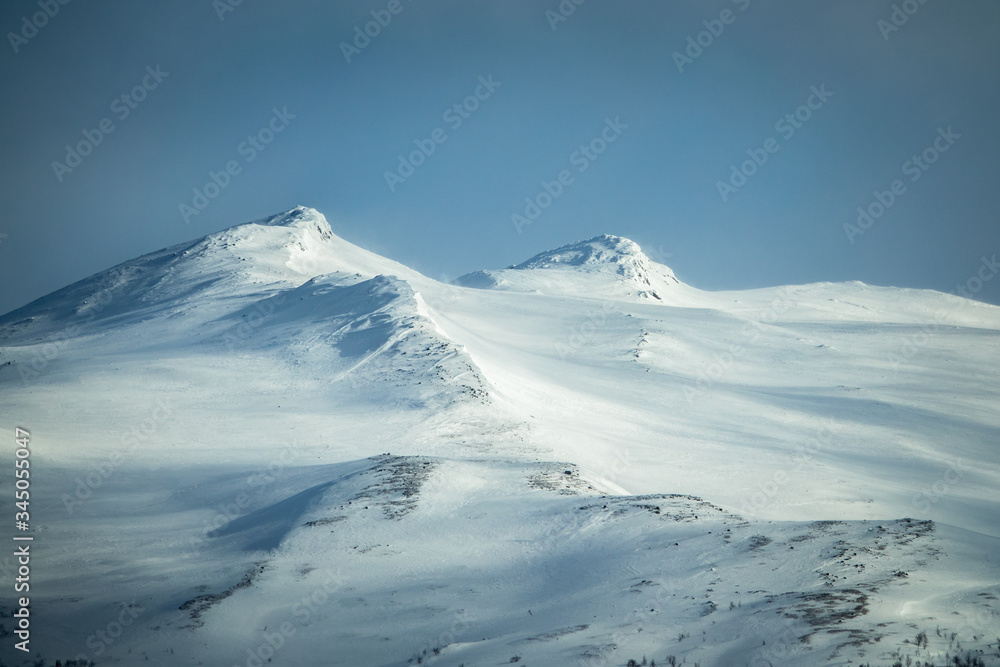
[1, 207, 998, 667]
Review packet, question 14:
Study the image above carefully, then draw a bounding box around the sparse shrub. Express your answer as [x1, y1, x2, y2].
[858, 647, 986, 667]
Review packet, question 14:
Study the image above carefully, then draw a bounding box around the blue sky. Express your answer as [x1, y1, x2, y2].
[2, 0, 999, 315]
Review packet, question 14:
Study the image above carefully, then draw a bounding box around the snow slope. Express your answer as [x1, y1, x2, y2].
[0, 207, 998, 667]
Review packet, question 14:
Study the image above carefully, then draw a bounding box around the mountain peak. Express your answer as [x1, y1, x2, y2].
[510, 234, 648, 272]
[0, 206, 424, 341]
[455, 233, 681, 301]
[250, 205, 334, 240]
[201, 205, 423, 283]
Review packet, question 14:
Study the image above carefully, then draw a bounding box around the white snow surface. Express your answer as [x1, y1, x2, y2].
[1, 206, 998, 666]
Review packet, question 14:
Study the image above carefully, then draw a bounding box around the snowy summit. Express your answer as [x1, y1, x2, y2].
[455, 233, 681, 302]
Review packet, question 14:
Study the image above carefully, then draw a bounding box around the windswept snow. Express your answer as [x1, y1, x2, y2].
[1, 206, 998, 666]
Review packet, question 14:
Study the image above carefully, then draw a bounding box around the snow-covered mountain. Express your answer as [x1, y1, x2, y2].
[1, 207, 998, 667]
[454, 234, 683, 303]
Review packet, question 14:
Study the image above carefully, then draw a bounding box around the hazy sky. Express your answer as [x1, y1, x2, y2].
[2, 0, 999, 315]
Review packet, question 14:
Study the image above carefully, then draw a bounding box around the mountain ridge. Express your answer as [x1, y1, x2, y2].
[1, 206, 999, 666]
[5, 205, 993, 327]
